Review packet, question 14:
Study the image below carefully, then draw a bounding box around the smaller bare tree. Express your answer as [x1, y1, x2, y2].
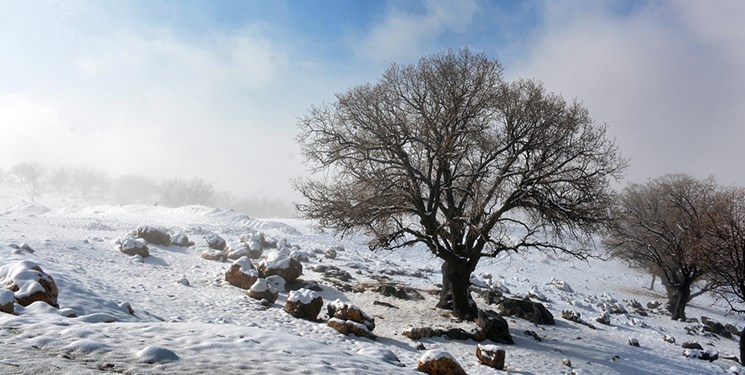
[11, 162, 45, 200]
[604, 174, 716, 321]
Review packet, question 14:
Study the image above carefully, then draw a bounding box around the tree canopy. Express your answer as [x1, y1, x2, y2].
[296, 48, 626, 319]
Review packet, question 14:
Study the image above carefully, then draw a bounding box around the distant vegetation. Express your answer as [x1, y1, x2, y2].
[1, 162, 295, 218]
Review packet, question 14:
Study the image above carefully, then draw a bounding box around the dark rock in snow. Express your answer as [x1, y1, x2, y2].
[476, 344, 505, 370]
[497, 297, 554, 325]
[477, 309, 514, 344]
[135, 225, 170, 246]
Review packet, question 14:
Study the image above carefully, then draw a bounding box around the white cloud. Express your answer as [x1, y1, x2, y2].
[510, 1, 745, 186]
[359, 0, 479, 63]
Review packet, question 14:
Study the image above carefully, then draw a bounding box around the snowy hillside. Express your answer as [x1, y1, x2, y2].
[0, 186, 743, 375]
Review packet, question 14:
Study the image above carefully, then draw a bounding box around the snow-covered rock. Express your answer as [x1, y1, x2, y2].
[285, 288, 322, 321]
[0, 260, 59, 308]
[134, 225, 171, 245]
[118, 237, 149, 257]
[247, 278, 278, 303]
[476, 344, 505, 370]
[259, 257, 302, 282]
[225, 257, 259, 290]
[417, 350, 466, 375]
[0, 288, 14, 314]
[136, 345, 180, 363]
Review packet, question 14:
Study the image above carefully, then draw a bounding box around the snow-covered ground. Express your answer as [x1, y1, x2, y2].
[1, 185, 743, 375]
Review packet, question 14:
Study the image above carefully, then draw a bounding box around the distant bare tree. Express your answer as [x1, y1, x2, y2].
[70, 167, 110, 200]
[48, 167, 71, 192]
[604, 174, 717, 321]
[159, 178, 215, 207]
[112, 175, 158, 204]
[296, 48, 626, 320]
[11, 162, 45, 200]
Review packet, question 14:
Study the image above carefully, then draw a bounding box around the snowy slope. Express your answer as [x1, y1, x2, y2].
[0, 187, 743, 375]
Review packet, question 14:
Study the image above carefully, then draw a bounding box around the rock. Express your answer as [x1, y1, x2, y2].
[0, 288, 14, 314]
[134, 225, 170, 245]
[373, 300, 399, 309]
[290, 250, 311, 263]
[497, 297, 554, 325]
[403, 327, 435, 340]
[375, 284, 422, 300]
[119, 237, 149, 257]
[136, 345, 180, 363]
[562, 358, 572, 367]
[443, 328, 471, 340]
[684, 348, 719, 362]
[647, 301, 661, 309]
[287, 279, 323, 292]
[702, 316, 730, 338]
[311, 265, 354, 282]
[205, 233, 226, 251]
[0, 260, 59, 308]
[247, 278, 278, 304]
[528, 287, 548, 302]
[225, 242, 251, 260]
[476, 344, 505, 370]
[177, 277, 189, 286]
[324, 248, 337, 259]
[265, 275, 286, 292]
[259, 257, 303, 283]
[725, 323, 741, 338]
[663, 335, 676, 344]
[327, 300, 375, 331]
[285, 288, 323, 321]
[477, 309, 514, 344]
[562, 309, 582, 323]
[524, 330, 542, 342]
[328, 318, 376, 339]
[417, 350, 467, 375]
[170, 233, 194, 247]
[482, 289, 502, 305]
[224, 257, 259, 290]
[595, 311, 611, 325]
[200, 248, 225, 261]
[628, 338, 640, 347]
[547, 278, 574, 293]
[682, 341, 704, 350]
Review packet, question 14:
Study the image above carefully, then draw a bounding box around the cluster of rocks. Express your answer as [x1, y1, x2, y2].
[682, 341, 719, 362]
[561, 309, 596, 330]
[116, 225, 194, 257]
[402, 309, 513, 345]
[326, 300, 377, 339]
[496, 297, 554, 325]
[417, 345, 507, 374]
[0, 260, 59, 313]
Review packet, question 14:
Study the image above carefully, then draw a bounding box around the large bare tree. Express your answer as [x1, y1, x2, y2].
[296, 49, 625, 320]
[604, 174, 717, 321]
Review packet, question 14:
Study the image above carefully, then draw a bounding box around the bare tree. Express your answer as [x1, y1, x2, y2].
[11, 162, 45, 200]
[604, 174, 717, 321]
[296, 49, 625, 320]
[159, 178, 215, 207]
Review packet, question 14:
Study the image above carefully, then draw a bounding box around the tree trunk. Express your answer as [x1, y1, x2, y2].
[649, 274, 656, 291]
[740, 329, 745, 365]
[437, 260, 478, 321]
[670, 282, 692, 321]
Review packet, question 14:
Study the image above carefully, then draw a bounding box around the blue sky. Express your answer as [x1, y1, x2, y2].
[1, 0, 744, 204]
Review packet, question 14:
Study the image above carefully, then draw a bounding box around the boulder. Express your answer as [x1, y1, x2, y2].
[119, 237, 149, 257]
[205, 233, 226, 251]
[402, 327, 435, 340]
[682, 341, 704, 350]
[327, 318, 376, 340]
[647, 301, 662, 309]
[595, 311, 611, 325]
[477, 309, 514, 344]
[476, 344, 505, 370]
[225, 242, 251, 260]
[247, 278, 278, 304]
[265, 275, 286, 292]
[327, 300, 375, 331]
[285, 288, 323, 321]
[0, 260, 59, 308]
[324, 248, 337, 259]
[200, 248, 225, 261]
[417, 350, 467, 375]
[683, 348, 719, 362]
[170, 233, 194, 247]
[0, 288, 14, 314]
[497, 297, 554, 325]
[134, 225, 170, 245]
[224, 257, 259, 290]
[259, 257, 303, 283]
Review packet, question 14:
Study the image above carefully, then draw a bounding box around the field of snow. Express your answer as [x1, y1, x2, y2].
[1, 185, 743, 375]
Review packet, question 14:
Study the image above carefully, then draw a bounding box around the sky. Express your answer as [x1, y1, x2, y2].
[1, 0, 744, 205]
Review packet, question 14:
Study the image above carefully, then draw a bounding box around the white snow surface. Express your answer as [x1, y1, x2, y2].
[0, 186, 743, 374]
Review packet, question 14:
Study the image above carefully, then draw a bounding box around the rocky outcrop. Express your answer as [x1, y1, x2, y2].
[417, 350, 467, 375]
[476, 344, 505, 370]
[224, 257, 259, 290]
[285, 288, 323, 321]
[0, 260, 59, 308]
[497, 297, 554, 325]
[134, 225, 170, 245]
